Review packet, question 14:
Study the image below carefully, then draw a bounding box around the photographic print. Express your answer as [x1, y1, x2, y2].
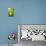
[8, 8, 14, 17]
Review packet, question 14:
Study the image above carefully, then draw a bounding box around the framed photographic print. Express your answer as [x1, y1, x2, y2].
[8, 8, 14, 17]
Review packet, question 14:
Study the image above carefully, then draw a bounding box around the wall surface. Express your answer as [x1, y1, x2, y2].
[0, 0, 46, 45]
